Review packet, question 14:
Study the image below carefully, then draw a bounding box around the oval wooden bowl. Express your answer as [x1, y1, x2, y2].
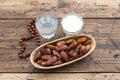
[30, 34, 96, 69]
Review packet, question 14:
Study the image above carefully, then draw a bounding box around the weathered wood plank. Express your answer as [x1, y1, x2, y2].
[0, 0, 120, 18]
[0, 73, 120, 80]
[0, 19, 120, 72]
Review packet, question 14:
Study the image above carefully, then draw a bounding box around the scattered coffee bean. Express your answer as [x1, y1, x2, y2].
[18, 19, 41, 59]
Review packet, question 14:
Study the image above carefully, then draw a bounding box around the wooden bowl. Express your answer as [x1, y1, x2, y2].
[30, 34, 96, 69]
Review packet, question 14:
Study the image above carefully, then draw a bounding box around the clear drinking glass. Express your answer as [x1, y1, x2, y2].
[35, 14, 58, 39]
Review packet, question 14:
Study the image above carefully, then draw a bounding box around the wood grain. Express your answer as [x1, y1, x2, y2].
[0, 73, 120, 80]
[0, 19, 120, 72]
[0, 0, 120, 18]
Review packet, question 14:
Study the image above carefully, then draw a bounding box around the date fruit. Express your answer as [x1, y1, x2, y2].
[34, 51, 41, 62]
[56, 45, 68, 52]
[67, 41, 78, 50]
[34, 36, 92, 67]
[41, 48, 51, 55]
[53, 50, 61, 59]
[57, 41, 66, 46]
[47, 44, 57, 50]
[53, 60, 62, 65]
[46, 56, 57, 66]
[77, 37, 88, 44]
[41, 55, 51, 61]
[60, 51, 69, 61]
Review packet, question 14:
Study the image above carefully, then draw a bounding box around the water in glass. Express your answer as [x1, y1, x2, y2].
[35, 14, 58, 39]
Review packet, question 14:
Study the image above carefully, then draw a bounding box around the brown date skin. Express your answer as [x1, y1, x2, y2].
[56, 45, 68, 52]
[41, 61, 47, 66]
[53, 50, 61, 59]
[36, 60, 42, 65]
[57, 41, 66, 46]
[53, 60, 62, 65]
[60, 51, 69, 62]
[67, 41, 78, 50]
[85, 44, 91, 52]
[68, 50, 78, 57]
[41, 48, 51, 55]
[66, 39, 75, 44]
[79, 45, 86, 56]
[47, 44, 57, 50]
[83, 39, 91, 45]
[75, 44, 82, 53]
[34, 51, 41, 62]
[77, 37, 88, 44]
[41, 55, 51, 61]
[46, 56, 57, 66]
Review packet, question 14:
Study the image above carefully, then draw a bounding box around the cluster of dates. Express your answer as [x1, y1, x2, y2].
[34, 36, 91, 67]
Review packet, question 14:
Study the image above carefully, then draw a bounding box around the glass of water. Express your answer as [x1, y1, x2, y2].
[35, 14, 58, 39]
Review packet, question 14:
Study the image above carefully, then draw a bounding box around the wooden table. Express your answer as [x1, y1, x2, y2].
[0, 0, 120, 79]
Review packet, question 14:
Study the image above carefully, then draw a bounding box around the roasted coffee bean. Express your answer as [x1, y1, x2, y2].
[41, 55, 51, 61]
[29, 29, 32, 32]
[28, 23, 32, 26]
[31, 34, 34, 38]
[34, 31, 38, 34]
[18, 51, 22, 54]
[60, 51, 69, 62]
[37, 40, 40, 43]
[31, 31, 35, 34]
[19, 40, 23, 43]
[22, 46, 26, 50]
[28, 26, 31, 30]
[34, 51, 41, 62]
[46, 56, 57, 66]
[24, 37, 29, 40]
[20, 42, 25, 46]
[19, 54, 23, 58]
[32, 28, 36, 31]
[36, 33, 39, 36]
[31, 25, 35, 29]
[21, 48, 25, 52]
[18, 19, 41, 59]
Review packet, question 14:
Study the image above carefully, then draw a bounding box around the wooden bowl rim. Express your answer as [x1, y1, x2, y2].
[30, 34, 96, 69]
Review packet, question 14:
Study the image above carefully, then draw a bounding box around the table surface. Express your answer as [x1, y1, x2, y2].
[0, 0, 120, 79]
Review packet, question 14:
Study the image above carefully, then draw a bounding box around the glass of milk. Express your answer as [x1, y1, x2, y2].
[61, 13, 84, 36]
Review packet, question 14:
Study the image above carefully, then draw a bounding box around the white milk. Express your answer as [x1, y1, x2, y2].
[61, 13, 83, 36]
